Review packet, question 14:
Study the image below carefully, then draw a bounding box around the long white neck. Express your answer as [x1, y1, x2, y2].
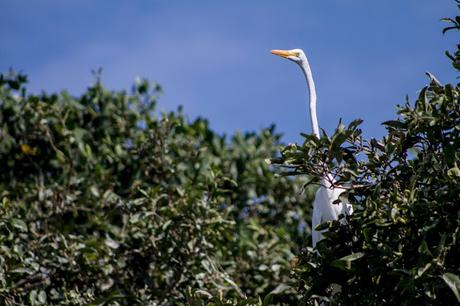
[299, 57, 320, 138]
[299, 55, 334, 187]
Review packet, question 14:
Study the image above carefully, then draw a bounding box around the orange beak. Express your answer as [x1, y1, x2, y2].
[270, 49, 292, 58]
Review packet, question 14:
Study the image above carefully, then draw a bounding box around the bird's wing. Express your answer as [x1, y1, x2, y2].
[312, 190, 323, 247]
[323, 175, 353, 217]
[311, 176, 354, 247]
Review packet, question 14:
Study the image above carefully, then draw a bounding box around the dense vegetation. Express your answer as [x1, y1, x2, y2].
[0, 73, 312, 305]
[1, 4, 460, 306]
[273, 11, 460, 305]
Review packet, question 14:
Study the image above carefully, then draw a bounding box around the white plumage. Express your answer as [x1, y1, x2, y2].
[271, 49, 353, 247]
[311, 174, 353, 246]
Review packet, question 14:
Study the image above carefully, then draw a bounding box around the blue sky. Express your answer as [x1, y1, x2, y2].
[1, 1, 458, 142]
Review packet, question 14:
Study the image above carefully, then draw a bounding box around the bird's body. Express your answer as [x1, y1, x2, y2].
[312, 174, 353, 246]
[271, 48, 353, 247]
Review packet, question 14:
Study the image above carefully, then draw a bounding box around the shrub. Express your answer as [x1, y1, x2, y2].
[273, 9, 460, 306]
[0, 73, 310, 305]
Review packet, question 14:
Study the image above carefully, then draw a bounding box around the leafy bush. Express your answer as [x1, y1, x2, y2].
[273, 10, 460, 306]
[0, 72, 310, 305]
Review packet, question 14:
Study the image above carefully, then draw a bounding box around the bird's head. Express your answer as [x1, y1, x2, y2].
[270, 48, 306, 65]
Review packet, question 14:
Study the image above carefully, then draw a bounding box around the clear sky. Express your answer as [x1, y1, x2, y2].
[1, 1, 458, 142]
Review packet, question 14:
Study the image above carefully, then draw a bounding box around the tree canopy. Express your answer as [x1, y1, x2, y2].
[272, 9, 460, 305]
[0, 73, 312, 305]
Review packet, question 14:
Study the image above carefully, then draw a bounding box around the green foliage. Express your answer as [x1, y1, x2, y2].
[272, 11, 460, 306]
[443, 1, 460, 72]
[2, 5, 459, 306]
[0, 71, 310, 305]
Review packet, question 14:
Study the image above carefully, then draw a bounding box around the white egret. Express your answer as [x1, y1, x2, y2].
[271, 49, 353, 247]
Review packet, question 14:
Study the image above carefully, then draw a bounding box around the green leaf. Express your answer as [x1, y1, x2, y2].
[314, 221, 332, 231]
[262, 293, 273, 306]
[447, 165, 460, 177]
[269, 283, 290, 295]
[442, 273, 460, 302]
[418, 240, 433, 257]
[331, 252, 365, 271]
[348, 119, 363, 130]
[29, 290, 37, 306]
[382, 120, 405, 129]
[10, 218, 27, 232]
[331, 131, 347, 149]
[37, 290, 47, 304]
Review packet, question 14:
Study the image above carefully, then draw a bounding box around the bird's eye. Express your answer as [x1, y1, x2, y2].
[295, 52, 300, 57]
